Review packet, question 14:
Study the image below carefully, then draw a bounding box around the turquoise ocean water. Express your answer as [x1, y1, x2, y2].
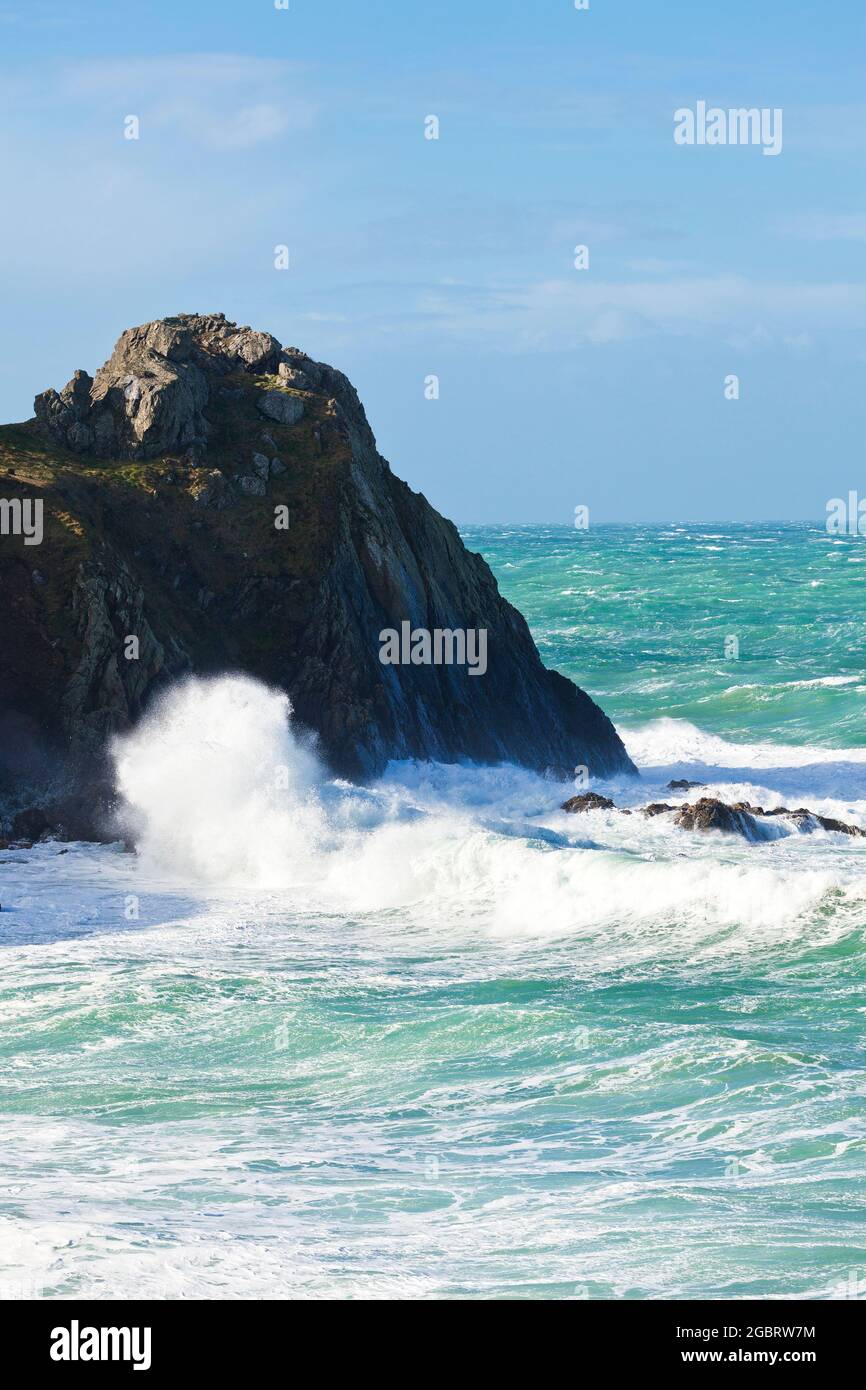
[1, 522, 865, 1300]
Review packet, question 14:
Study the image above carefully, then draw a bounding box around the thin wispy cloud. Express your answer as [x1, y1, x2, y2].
[0, 51, 316, 281]
[401, 274, 866, 350]
[60, 53, 316, 150]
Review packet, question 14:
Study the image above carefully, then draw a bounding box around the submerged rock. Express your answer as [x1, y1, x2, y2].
[667, 779, 705, 791]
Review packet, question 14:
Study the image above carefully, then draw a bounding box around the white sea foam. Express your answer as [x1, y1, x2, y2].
[102, 676, 866, 944]
[3, 678, 865, 1303]
[112, 674, 328, 888]
[721, 675, 860, 694]
[621, 715, 866, 777]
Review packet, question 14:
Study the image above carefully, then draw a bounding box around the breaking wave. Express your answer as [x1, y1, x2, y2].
[108, 676, 866, 950]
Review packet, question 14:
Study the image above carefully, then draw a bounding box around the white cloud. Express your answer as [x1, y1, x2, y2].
[60, 53, 316, 150]
[0, 52, 315, 282]
[407, 274, 866, 350]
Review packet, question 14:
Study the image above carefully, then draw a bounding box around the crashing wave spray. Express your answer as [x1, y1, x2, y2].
[110, 672, 469, 905]
[112, 674, 327, 887]
[110, 675, 860, 943]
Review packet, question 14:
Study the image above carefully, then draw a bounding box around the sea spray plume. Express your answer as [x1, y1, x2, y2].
[112, 674, 326, 887]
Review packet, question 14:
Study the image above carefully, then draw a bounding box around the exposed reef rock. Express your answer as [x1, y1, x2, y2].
[1, 313, 635, 837]
[561, 791, 866, 842]
[749, 803, 866, 837]
[561, 792, 616, 813]
[673, 797, 763, 840]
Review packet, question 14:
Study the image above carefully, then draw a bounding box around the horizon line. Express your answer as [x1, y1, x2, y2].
[455, 518, 832, 529]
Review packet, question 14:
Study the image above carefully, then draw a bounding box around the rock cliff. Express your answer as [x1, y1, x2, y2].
[1, 313, 634, 837]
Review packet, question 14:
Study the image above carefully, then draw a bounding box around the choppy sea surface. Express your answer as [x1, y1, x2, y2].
[2, 522, 866, 1301]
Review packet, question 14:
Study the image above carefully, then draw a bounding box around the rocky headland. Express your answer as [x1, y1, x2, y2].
[0, 313, 634, 841]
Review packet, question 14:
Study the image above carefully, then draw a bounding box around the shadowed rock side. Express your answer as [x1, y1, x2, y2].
[0, 313, 634, 835]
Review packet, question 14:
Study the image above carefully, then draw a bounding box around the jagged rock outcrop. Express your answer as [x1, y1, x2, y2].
[746, 803, 866, 837]
[1, 313, 635, 835]
[34, 315, 283, 460]
[674, 798, 763, 839]
[561, 792, 866, 842]
[561, 792, 616, 813]
[675, 797, 866, 839]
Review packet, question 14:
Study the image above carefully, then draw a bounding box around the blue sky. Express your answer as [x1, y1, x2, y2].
[1, 0, 865, 521]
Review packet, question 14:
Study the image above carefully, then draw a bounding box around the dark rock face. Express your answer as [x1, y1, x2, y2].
[674, 797, 762, 840]
[561, 792, 616, 813]
[667, 779, 704, 791]
[10, 787, 117, 844]
[2, 313, 635, 833]
[674, 798, 866, 840]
